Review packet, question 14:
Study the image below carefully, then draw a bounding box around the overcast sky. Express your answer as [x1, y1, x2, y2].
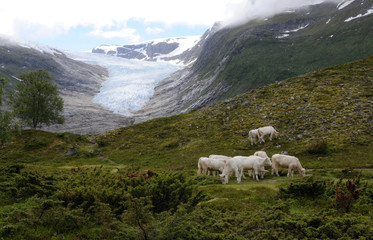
[0, 0, 340, 51]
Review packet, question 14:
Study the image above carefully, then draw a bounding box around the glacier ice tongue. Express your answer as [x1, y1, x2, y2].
[66, 51, 181, 116]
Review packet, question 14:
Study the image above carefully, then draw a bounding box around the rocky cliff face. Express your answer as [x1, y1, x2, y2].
[133, 0, 373, 122]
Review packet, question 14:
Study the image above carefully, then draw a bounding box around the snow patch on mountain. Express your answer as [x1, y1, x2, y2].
[0, 34, 61, 55]
[337, 0, 356, 10]
[92, 35, 201, 65]
[345, 7, 373, 22]
[95, 45, 121, 55]
[153, 36, 201, 60]
[276, 24, 310, 38]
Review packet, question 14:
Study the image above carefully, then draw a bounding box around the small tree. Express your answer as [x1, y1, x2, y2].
[11, 70, 64, 128]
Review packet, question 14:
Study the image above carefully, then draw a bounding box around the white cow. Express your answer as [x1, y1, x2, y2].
[197, 156, 227, 176]
[258, 126, 279, 143]
[271, 154, 306, 178]
[219, 157, 242, 184]
[208, 155, 231, 176]
[220, 155, 272, 184]
[254, 151, 269, 159]
[249, 129, 260, 145]
[236, 155, 272, 182]
[248, 151, 270, 179]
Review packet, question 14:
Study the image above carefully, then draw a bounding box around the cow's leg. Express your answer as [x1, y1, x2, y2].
[254, 168, 259, 181]
[236, 169, 241, 183]
[260, 169, 265, 179]
[287, 166, 293, 178]
[241, 169, 246, 179]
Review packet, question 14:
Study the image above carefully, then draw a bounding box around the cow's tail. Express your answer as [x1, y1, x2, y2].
[197, 158, 202, 175]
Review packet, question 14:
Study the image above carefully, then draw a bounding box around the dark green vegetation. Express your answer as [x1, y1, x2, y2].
[190, 1, 373, 106]
[10, 70, 64, 129]
[0, 57, 372, 238]
[0, 78, 18, 146]
[1, 165, 372, 239]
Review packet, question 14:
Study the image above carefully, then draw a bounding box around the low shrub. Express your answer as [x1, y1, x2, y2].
[0, 166, 56, 203]
[334, 175, 361, 212]
[307, 139, 328, 155]
[279, 177, 326, 199]
[23, 136, 50, 150]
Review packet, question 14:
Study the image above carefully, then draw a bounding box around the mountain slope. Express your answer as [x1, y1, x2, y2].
[0, 37, 134, 134]
[135, 0, 373, 121]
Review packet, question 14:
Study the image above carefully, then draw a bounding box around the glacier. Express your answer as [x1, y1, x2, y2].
[66, 51, 181, 116]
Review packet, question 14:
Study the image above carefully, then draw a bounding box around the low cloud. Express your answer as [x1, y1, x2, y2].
[145, 27, 165, 35]
[0, 0, 343, 48]
[222, 0, 342, 28]
[0, 0, 231, 40]
[12, 19, 69, 41]
[89, 27, 140, 41]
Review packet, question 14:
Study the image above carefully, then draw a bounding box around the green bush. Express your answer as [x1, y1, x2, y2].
[279, 177, 326, 199]
[147, 172, 194, 213]
[0, 166, 56, 203]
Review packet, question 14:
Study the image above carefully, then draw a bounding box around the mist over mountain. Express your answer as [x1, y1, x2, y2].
[221, 0, 342, 28]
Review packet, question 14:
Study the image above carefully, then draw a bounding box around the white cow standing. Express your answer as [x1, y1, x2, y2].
[257, 126, 279, 143]
[197, 155, 230, 177]
[220, 155, 272, 184]
[247, 151, 270, 179]
[249, 129, 260, 145]
[271, 154, 306, 178]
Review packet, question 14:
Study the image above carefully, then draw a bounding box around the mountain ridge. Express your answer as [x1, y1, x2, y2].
[92, 35, 203, 65]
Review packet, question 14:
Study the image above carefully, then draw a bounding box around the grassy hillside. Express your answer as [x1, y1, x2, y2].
[0, 56, 372, 239]
[1, 56, 372, 171]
